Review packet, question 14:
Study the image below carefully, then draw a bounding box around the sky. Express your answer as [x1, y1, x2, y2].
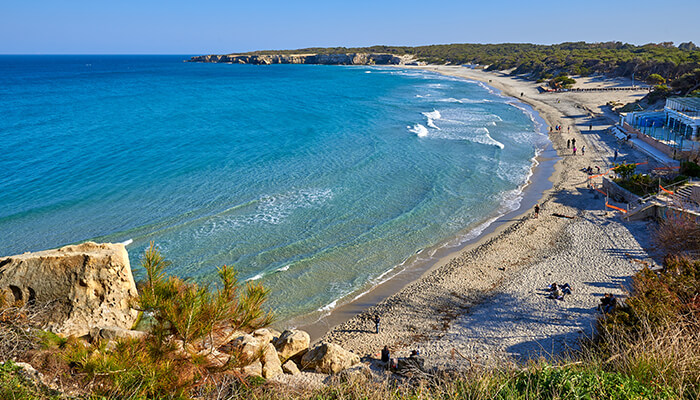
[1, 0, 698, 54]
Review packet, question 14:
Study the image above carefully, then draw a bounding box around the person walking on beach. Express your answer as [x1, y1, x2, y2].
[573, 146, 577, 155]
[581, 145, 586, 155]
[567, 126, 570, 133]
[534, 204, 540, 218]
[373, 315, 381, 334]
[589, 123, 593, 131]
[571, 138, 576, 148]
[567, 139, 570, 149]
[614, 149, 618, 161]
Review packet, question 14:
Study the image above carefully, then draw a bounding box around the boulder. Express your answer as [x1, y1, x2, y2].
[252, 328, 275, 345]
[224, 334, 263, 363]
[198, 348, 230, 369]
[0, 242, 139, 337]
[282, 359, 301, 375]
[240, 361, 262, 377]
[196, 325, 243, 351]
[339, 363, 372, 383]
[261, 343, 283, 378]
[300, 342, 360, 374]
[273, 329, 310, 361]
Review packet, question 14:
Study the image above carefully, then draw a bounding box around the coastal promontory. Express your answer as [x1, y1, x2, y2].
[187, 53, 418, 65]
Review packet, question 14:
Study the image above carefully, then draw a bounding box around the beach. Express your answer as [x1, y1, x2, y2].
[317, 66, 662, 367]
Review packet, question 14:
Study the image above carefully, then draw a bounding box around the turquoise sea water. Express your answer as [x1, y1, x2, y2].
[0, 56, 548, 321]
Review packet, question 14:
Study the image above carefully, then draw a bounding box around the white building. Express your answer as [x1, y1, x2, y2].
[664, 97, 700, 138]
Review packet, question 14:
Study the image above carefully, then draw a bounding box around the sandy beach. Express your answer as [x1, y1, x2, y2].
[317, 66, 663, 367]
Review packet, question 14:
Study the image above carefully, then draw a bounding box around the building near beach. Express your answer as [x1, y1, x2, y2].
[621, 97, 700, 157]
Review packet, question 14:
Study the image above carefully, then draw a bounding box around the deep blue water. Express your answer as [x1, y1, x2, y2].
[0, 56, 548, 320]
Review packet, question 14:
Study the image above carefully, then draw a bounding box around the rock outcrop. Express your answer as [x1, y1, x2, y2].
[300, 342, 361, 374]
[187, 53, 418, 66]
[0, 242, 139, 337]
[273, 329, 310, 362]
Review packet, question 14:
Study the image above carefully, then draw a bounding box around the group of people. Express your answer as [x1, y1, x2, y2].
[566, 138, 587, 155]
[584, 165, 601, 175]
[547, 282, 572, 300]
[380, 346, 424, 372]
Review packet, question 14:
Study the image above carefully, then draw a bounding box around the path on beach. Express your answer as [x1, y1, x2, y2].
[321, 67, 662, 367]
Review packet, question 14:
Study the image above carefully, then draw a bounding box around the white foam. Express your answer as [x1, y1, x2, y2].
[317, 299, 338, 312]
[121, 239, 133, 246]
[277, 265, 290, 272]
[467, 127, 505, 149]
[408, 124, 429, 137]
[364, 71, 371, 74]
[246, 273, 264, 282]
[422, 109, 442, 130]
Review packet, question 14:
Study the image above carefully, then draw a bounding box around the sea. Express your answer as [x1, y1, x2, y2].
[0, 55, 550, 322]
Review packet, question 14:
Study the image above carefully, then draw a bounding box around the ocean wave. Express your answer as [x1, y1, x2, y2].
[467, 127, 505, 149]
[276, 264, 290, 272]
[246, 273, 264, 282]
[408, 123, 429, 137]
[422, 109, 442, 130]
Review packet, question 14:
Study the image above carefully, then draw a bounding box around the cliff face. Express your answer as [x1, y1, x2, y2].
[187, 53, 417, 65]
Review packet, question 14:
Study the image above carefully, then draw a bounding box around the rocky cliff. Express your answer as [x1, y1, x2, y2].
[0, 242, 139, 337]
[187, 53, 418, 65]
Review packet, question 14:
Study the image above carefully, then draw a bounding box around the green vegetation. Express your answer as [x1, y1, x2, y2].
[681, 161, 700, 178]
[648, 73, 666, 85]
[245, 41, 700, 84]
[550, 74, 576, 89]
[612, 163, 687, 196]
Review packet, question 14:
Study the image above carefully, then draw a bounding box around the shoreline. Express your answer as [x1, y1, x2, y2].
[313, 65, 657, 365]
[294, 72, 559, 341]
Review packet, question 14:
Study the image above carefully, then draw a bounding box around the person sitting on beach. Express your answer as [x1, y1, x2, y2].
[599, 293, 617, 313]
[381, 345, 390, 365]
[560, 283, 572, 294]
[548, 287, 565, 300]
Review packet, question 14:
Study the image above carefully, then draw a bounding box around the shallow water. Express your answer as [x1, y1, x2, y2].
[0, 56, 549, 321]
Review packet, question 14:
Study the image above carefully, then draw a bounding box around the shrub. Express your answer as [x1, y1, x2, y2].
[648, 73, 666, 85]
[137, 242, 273, 354]
[681, 161, 700, 178]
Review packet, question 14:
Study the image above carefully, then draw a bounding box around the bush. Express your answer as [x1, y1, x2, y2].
[137, 242, 273, 354]
[648, 73, 666, 85]
[681, 161, 700, 178]
[550, 74, 576, 89]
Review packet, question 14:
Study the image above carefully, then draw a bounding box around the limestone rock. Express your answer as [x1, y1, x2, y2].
[252, 328, 275, 345]
[273, 329, 310, 361]
[339, 363, 372, 383]
[282, 359, 301, 375]
[261, 343, 283, 378]
[300, 342, 360, 374]
[0, 242, 139, 337]
[241, 361, 262, 377]
[225, 334, 262, 363]
[197, 325, 243, 351]
[198, 349, 230, 368]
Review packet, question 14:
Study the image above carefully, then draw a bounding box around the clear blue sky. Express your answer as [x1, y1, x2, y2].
[1, 0, 698, 54]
